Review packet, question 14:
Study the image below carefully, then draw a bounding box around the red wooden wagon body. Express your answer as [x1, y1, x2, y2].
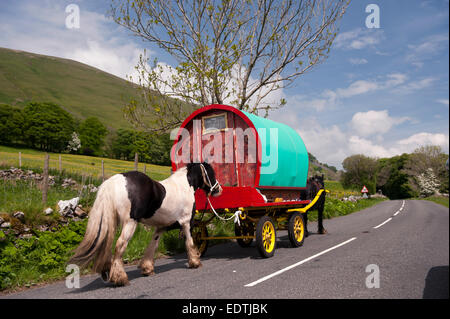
[171, 104, 324, 257]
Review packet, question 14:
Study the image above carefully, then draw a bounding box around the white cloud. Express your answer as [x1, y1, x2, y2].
[66, 40, 144, 80]
[285, 73, 409, 113]
[407, 34, 449, 56]
[406, 33, 449, 67]
[277, 107, 447, 169]
[348, 58, 368, 65]
[350, 110, 410, 137]
[385, 73, 408, 87]
[298, 126, 449, 169]
[296, 120, 349, 167]
[436, 99, 449, 106]
[348, 136, 392, 158]
[336, 80, 378, 98]
[334, 28, 384, 50]
[393, 77, 436, 94]
[397, 132, 449, 150]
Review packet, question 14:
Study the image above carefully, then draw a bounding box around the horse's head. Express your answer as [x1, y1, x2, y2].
[312, 174, 325, 189]
[186, 162, 223, 197]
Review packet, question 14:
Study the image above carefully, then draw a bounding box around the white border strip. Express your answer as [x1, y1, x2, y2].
[373, 217, 392, 229]
[244, 237, 357, 287]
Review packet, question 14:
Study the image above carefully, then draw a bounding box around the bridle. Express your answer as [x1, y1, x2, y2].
[199, 164, 220, 196]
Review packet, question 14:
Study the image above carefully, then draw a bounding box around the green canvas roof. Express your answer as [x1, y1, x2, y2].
[241, 110, 309, 188]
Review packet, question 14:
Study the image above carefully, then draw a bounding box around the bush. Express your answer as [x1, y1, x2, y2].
[0, 220, 87, 290]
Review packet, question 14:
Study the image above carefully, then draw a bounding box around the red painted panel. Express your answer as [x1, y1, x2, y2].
[195, 186, 266, 210]
[195, 186, 310, 210]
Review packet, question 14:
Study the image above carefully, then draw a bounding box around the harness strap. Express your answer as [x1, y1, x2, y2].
[207, 197, 243, 225]
[200, 164, 219, 194]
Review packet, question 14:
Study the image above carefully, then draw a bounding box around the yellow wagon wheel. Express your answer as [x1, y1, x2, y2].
[288, 212, 305, 247]
[192, 223, 209, 257]
[256, 216, 276, 258]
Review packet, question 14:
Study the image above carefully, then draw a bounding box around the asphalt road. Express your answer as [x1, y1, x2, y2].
[2, 199, 449, 299]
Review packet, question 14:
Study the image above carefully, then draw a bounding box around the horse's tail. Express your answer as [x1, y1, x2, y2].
[69, 177, 118, 273]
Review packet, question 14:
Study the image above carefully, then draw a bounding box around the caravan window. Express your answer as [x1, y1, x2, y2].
[202, 113, 227, 133]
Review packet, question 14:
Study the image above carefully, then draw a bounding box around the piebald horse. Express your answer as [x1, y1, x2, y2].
[301, 174, 327, 236]
[70, 162, 222, 286]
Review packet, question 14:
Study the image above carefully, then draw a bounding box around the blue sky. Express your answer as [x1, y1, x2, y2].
[0, 0, 448, 168]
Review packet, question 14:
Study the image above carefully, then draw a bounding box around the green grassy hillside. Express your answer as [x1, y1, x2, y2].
[0, 47, 140, 130]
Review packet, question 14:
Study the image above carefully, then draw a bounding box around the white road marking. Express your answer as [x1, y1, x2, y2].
[393, 200, 405, 216]
[374, 217, 392, 229]
[244, 237, 357, 287]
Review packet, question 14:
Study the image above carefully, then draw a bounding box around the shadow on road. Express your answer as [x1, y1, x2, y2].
[67, 231, 326, 295]
[423, 266, 449, 299]
[68, 259, 190, 294]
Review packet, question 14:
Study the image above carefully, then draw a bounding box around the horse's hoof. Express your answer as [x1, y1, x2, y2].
[110, 274, 129, 286]
[305, 231, 309, 238]
[188, 260, 202, 269]
[141, 268, 155, 276]
[101, 271, 110, 283]
[112, 278, 129, 287]
[318, 229, 328, 234]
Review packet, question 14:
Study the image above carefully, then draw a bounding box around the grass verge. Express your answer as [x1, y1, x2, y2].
[420, 196, 449, 208]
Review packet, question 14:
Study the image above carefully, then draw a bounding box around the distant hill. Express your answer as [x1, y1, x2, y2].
[0, 47, 142, 130]
[308, 152, 341, 181]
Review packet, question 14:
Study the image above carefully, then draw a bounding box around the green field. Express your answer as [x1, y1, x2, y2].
[0, 145, 171, 181]
[0, 47, 139, 130]
[324, 180, 360, 198]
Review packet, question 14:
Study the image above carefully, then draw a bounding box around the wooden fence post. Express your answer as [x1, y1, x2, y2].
[144, 164, 146, 175]
[19, 152, 22, 168]
[42, 153, 49, 204]
[134, 152, 138, 171]
[59, 154, 62, 173]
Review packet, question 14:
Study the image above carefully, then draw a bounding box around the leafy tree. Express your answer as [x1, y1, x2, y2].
[377, 154, 415, 199]
[21, 102, 75, 152]
[78, 117, 108, 156]
[111, 0, 350, 131]
[111, 129, 172, 165]
[341, 154, 377, 193]
[111, 129, 136, 161]
[0, 104, 23, 145]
